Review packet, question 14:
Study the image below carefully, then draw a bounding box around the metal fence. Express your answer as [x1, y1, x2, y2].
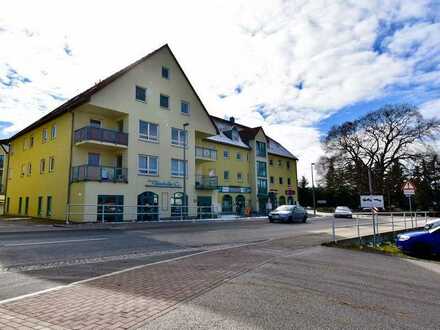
[331, 211, 436, 245]
[65, 204, 225, 223]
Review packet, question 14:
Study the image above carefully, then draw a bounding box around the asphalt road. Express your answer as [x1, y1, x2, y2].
[144, 246, 440, 329]
[0, 217, 337, 300]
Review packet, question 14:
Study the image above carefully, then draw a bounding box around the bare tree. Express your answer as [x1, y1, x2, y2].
[323, 104, 440, 194]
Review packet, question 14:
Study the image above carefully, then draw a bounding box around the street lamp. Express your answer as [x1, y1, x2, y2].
[182, 123, 189, 219]
[311, 163, 316, 215]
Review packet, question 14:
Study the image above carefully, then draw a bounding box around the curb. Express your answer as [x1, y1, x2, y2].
[0, 217, 268, 235]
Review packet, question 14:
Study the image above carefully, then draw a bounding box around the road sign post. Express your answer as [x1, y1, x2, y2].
[403, 181, 416, 227]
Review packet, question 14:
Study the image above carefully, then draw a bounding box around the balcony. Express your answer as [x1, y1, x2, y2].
[195, 146, 217, 161]
[195, 175, 218, 190]
[71, 165, 128, 183]
[74, 126, 128, 149]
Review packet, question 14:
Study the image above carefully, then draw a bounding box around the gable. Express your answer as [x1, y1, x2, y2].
[7, 44, 218, 142]
[89, 46, 217, 135]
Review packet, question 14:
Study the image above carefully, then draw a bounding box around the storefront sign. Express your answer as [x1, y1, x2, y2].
[218, 186, 251, 193]
[145, 179, 182, 188]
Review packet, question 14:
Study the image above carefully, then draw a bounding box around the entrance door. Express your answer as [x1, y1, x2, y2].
[97, 195, 124, 222]
[279, 196, 286, 206]
[258, 196, 268, 215]
[222, 195, 233, 214]
[235, 195, 245, 215]
[137, 191, 159, 221]
[171, 192, 188, 218]
[197, 196, 212, 219]
[117, 120, 124, 132]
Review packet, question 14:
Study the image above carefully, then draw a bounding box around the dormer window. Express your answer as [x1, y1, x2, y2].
[231, 129, 240, 141]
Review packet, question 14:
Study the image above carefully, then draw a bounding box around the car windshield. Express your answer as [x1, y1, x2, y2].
[275, 205, 295, 212]
[336, 207, 350, 211]
[424, 221, 440, 231]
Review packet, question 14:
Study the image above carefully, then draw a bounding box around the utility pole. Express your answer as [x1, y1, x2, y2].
[182, 123, 189, 220]
[311, 163, 316, 216]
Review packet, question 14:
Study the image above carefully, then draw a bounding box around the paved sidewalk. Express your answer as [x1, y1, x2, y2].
[0, 236, 310, 330]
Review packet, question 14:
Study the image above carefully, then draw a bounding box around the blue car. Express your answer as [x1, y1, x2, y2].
[396, 219, 440, 256]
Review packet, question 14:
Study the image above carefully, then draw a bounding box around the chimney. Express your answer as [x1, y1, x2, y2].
[229, 116, 235, 124]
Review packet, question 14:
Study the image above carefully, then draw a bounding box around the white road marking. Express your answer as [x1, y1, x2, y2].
[3, 237, 108, 247]
[0, 239, 269, 305]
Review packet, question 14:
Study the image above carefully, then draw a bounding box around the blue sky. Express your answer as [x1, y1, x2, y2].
[1, 0, 439, 179]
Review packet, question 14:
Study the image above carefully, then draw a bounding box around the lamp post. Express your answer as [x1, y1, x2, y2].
[311, 163, 316, 215]
[182, 123, 189, 219]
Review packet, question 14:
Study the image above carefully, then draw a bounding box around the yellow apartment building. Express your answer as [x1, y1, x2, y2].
[2, 44, 298, 222]
[0, 143, 7, 211]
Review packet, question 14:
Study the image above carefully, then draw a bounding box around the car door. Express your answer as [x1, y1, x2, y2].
[431, 229, 440, 254]
[296, 206, 305, 220]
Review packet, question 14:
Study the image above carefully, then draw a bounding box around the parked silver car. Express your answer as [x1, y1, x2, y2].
[268, 205, 307, 223]
[334, 206, 353, 218]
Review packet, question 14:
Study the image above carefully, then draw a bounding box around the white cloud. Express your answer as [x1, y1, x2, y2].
[0, 0, 439, 181]
[419, 99, 440, 119]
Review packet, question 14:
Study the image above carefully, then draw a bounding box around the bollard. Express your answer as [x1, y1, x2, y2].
[425, 211, 428, 225]
[415, 212, 418, 227]
[65, 204, 70, 225]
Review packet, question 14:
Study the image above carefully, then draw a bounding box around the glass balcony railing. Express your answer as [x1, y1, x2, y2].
[71, 165, 128, 183]
[195, 146, 217, 160]
[74, 126, 128, 146]
[195, 175, 218, 190]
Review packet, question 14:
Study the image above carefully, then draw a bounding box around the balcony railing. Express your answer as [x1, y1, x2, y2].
[195, 175, 218, 190]
[195, 146, 217, 161]
[74, 126, 128, 146]
[71, 165, 128, 183]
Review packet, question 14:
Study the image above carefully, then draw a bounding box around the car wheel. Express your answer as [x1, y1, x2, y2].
[302, 215, 307, 223]
[288, 216, 293, 223]
[269, 218, 274, 223]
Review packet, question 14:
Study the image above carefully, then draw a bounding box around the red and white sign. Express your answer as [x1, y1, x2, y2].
[402, 181, 415, 196]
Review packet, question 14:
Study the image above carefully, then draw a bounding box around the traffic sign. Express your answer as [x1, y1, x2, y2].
[402, 181, 415, 196]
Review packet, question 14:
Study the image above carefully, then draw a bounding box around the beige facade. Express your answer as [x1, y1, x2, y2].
[4, 44, 298, 222]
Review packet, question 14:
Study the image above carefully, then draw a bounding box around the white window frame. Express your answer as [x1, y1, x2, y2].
[171, 128, 187, 147]
[40, 158, 46, 173]
[138, 155, 159, 176]
[51, 125, 57, 140]
[139, 121, 159, 142]
[161, 66, 170, 80]
[160, 94, 170, 109]
[171, 159, 187, 177]
[237, 172, 243, 182]
[42, 128, 48, 143]
[135, 85, 147, 103]
[180, 100, 190, 115]
[48, 156, 55, 172]
[90, 119, 102, 128]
